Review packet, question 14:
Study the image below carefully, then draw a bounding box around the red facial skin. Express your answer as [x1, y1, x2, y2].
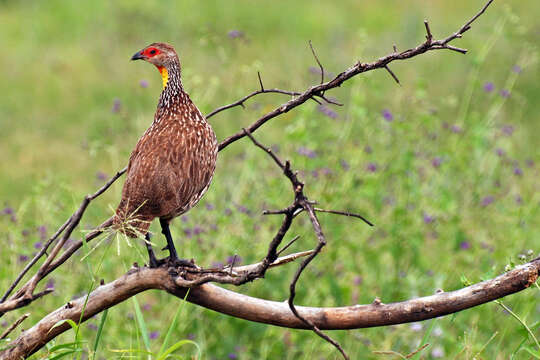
[143, 47, 161, 58]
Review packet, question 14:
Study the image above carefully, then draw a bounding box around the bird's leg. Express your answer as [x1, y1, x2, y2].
[160, 218, 178, 260]
[159, 218, 195, 267]
[144, 233, 159, 268]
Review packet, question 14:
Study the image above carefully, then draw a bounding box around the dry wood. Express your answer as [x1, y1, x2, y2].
[2, 257, 538, 359]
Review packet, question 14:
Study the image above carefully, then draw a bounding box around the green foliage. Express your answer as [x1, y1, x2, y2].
[1, 0, 539, 359]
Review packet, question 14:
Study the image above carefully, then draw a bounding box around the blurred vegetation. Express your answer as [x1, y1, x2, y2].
[1, 0, 539, 359]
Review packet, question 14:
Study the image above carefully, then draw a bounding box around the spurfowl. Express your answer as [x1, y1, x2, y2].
[114, 43, 218, 267]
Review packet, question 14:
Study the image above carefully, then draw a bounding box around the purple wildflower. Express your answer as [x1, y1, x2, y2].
[340, 159, 350, 171]
[2, 207, 14, 215]
[38, 225, 47, 241]
[460, 241, 471, 250]
[515, 195, 523, 205]
[224, 208, 232, 216]
[228, 353, 238, 360]
[111, 98, 121, 113]
[22, 229, 30, 237]
[501, 125, 514, 136]
[236, 205, 251, 215]
[512, 65, 522, 74]
[96, 171, 107, 181]
[317, 104, 338, 119]
[212, 261, 224, 269]
[431, 157, 442, 168]
[142, 303, 151, 311]
[187, 333, 195, 340]
[366, 162, 378, 173]
[311, 169, 319, 178]
[227, 255, 242, 265]
[381, 109, 393, 122]
[451, 124, 463, 133]
[205, 203, 214, 211]
[87, 323, 98, 331]
[495, 148, 505, 157]
[149, 331, 159, 340]
[193, 225, 204, 236]
[18, 255, 29, 263]
[513, 167, 523, 176]
[34, 241, 43, 249]
[181, 215, 189, 223]
[46, 278, 55, 290]
[431, 346, 445, 358]
[364, 145, 372, 154]
[139, 79, 149, 88]
[227, 30, 243, 39]
[183, 228, 193, 238]
[353, 276, 363, 286]
[483, 82, 494, 92]
[297, 146, 317, 158]
[1, 321, 8, 328]
[320, 167, 332, 176]
[423, 213, 435, 224]
[481, 196, 494, 207]
[500, 89, 510, 98]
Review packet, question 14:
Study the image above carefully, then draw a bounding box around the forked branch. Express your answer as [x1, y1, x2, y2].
[2, 257, 538, 359]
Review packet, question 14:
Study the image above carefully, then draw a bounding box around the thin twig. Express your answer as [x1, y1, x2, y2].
[206, 88, 301, 119]
[309, 40, 325, 85]
[0, 313, 29, 340]
[313, 207, 374, 226]
[276, 235, 301, 256]
[384, 65, 400, 85]
[424, 20, 433, 42]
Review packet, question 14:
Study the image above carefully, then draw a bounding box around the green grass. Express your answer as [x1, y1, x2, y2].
[1, 1, 539, 359]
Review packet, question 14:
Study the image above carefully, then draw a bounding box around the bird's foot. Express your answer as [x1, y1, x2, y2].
[167, 257, 196, 268]
[148, 256, 167, 268]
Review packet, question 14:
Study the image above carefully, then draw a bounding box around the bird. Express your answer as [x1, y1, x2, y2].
[114, 42, 218, 268]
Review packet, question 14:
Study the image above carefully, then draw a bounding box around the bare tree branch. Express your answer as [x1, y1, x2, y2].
[217, 0, 494, 151]
[2, 257, 538, 359]
[1, 169, 125, 307]
[205, 73, 301, 119]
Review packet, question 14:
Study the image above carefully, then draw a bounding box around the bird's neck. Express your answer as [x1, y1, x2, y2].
[156, 58, 185, 110]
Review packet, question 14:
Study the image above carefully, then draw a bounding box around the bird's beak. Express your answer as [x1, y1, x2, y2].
[131, 50, 145, 61]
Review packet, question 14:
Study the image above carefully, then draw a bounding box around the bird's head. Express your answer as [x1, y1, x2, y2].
[131, 43, 179, 89]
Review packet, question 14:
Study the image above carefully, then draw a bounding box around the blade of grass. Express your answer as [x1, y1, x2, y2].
[158, 289, 191, 357]
[495, 300, 540, 350]
[47, 349, 83, 360]
[157, 339, 201, 360]
[410, 319, 436, 360]
[132, 296, 151, 356]
[92, 308, 108, 360]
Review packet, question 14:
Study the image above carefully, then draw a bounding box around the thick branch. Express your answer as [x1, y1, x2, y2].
[2, 258, 538, 359]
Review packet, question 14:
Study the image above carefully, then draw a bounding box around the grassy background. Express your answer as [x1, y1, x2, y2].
[1, 0, 539, 359]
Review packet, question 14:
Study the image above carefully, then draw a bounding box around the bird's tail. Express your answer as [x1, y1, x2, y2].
[113, 205, 152, 239]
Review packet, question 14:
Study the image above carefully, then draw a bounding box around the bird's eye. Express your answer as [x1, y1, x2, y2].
[150, 49, 156, 55]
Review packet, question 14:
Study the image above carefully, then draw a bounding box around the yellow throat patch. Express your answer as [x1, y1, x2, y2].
[157, 66, 168, 89]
